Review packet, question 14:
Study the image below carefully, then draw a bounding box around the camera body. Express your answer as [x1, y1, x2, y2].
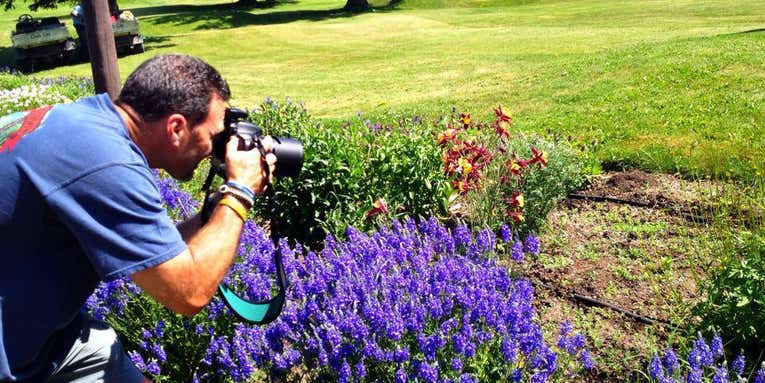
[212, 108, 303, 178]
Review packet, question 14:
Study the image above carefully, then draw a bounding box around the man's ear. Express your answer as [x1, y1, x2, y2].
[165, 113, 188, 147]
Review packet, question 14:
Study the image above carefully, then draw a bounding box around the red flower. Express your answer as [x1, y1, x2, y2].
[365, 198, 388, 220]
[460, 113, 471, 128]
[438, 128, 459, 146]
[530, 147, 548, 167]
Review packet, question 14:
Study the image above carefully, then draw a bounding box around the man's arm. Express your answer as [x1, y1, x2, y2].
[177, 212, 201, 242]
[131, 201, 244, 316]
[131, 137, 275, 317]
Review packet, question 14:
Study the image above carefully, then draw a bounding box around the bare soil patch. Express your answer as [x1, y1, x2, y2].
[521, 170, 721, 381]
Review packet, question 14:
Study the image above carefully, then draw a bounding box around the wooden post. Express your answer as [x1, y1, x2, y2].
[82, 0, 120, 98]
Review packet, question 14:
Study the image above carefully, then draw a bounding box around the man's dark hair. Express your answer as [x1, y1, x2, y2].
[117, 54, 231, 127]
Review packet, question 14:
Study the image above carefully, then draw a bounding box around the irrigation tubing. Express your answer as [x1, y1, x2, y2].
[518, 192, 697, 331]
[567, 193, 709, 222]
[528, 277, 684, 332]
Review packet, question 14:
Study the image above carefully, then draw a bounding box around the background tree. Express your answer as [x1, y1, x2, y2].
[344, 0, 369, 10]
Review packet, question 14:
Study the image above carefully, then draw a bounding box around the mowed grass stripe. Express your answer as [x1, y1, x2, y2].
[0, 0, 763, 178]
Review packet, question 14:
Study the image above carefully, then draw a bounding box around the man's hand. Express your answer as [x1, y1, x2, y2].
[224, 135, 277, 195]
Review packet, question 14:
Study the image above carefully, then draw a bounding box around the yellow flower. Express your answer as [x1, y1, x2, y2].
[512, 192, 525, 208]
[458, 157, 473, 175]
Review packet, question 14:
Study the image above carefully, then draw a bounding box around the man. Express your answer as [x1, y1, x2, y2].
[0, 54, 275, 382]
[70, 3, 88, 61]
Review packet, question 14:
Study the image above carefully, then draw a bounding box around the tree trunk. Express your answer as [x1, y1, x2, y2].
[344, 0, 369, 11]
[83, 0, 120, 98]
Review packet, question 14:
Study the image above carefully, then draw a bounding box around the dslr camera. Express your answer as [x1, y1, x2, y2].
[212, 108, 303, 178]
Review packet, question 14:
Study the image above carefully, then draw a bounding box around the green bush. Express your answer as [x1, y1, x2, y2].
[249, 99, 448, 247]
[469, 133, 585, 236]
[698, 228, 765, 350]
[436, 107, 586, 237]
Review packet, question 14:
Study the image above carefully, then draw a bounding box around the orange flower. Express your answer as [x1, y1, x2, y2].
[494, 105, 511, 123]
[437, 128, 459, 146]
[495, 122, 510, 141]
[494, 105, 512, 138]
[509, 210, 525, 223]
[460, 113, 471, 127]
[365, 198, 388, 219]
[508, 159, 522, 175]
[455, 180, 468, 194]
[510, 191, 525, 208]
[507, 157, 528, 176]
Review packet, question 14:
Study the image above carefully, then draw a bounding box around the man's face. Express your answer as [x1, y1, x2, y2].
[171, 94, 226, 181]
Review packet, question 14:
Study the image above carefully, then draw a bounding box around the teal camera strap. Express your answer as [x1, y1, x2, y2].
[218, 238, 287, 325]
[201, 163, 287, 325]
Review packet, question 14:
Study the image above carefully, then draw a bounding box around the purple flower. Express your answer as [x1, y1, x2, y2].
[579, 349, 595, 370]
[511, 241, 524, 262]
[755, 366, 765, 383]
[523, 235, 540, 255]
[338, 360, 352, 383]
[663, 348, 679, 375]
[731, 353, 745, 376]
[128, 351, 146, 371]
[451, 357, 463, 371]
[650, 355, 665, 380]
[710, 333, 724, 360]
[146, 360, 161, 376]
[395, 367, 408, 383]
[476, 228, 496, 253]
[417, 361, 439, 383]
[101, 179, 591, 383]
[712, 364, 728, 383]
[499, 224, 512, 242]
[355, 360, 366, 379]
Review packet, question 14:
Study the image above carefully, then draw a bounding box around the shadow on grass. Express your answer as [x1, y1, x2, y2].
[720, 27, 765, 36]
[737, 27, 765, 34]
[130, 0, 397, 30]
[0, 35, 174, 72]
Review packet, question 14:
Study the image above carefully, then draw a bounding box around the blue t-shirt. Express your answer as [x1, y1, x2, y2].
[0, 94, 187, 381]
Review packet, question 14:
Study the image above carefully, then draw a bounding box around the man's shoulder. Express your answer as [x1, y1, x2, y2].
[43, 95, 137, 158]
[14, 94, 149, 196]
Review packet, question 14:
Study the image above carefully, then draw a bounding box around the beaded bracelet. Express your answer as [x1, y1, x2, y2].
[225, 180, 255, 201]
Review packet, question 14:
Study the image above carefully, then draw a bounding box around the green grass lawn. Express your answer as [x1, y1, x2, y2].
[1, 0, 763, 179]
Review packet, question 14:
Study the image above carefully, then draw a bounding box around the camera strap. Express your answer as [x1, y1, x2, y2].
[200, 162, 287, 325]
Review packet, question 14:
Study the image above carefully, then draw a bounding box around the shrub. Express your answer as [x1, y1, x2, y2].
[87, 173, 594, 382]
[697, 229, 765, 350]
[436, 106, 585, 237]
[476, 133, 585, 236]
[247, 98, 447, 247]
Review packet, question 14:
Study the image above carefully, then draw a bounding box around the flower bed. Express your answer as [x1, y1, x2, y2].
[86, 174, 593, 382]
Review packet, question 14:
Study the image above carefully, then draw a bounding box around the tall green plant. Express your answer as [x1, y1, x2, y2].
[437, 107, 585, 236]
[249, 99, 447, 247]
[695, 180, 765, 351]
